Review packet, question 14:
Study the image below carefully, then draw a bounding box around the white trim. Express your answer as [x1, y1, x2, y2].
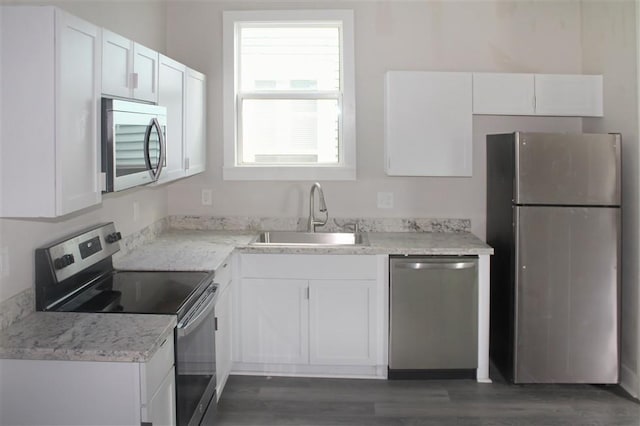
[620, 362, 640, 399]
[223, 9, 356, 181]
[223, 165, 355, 181]
[477, 254, 491, 383]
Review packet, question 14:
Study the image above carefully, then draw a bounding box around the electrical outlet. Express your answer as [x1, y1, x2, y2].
[201, 189, 213, 206]
[377, 192, 394, 209]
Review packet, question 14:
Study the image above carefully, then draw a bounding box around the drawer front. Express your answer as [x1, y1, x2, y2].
[215, 256, 233, 291]
[240, 254, 378, 280]
[144, 336, 174, 400]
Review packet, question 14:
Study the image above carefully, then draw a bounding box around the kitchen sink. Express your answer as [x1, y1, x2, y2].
[250, 231, 369, 246]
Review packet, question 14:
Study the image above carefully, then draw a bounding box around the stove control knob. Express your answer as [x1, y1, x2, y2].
[54, 254, 75, 270]
[105, 232, 122, 244]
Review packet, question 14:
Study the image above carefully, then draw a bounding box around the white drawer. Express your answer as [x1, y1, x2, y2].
[240, 254, 378, 280]
[215, 256, 233, 291]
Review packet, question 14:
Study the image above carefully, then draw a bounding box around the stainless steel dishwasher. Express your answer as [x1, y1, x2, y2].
[389, 256, 478, 379]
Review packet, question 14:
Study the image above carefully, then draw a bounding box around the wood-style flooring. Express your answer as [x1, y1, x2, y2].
[216, 375, 640, 426]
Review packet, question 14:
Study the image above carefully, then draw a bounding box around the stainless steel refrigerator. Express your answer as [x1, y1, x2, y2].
[487, 132, 620, 384]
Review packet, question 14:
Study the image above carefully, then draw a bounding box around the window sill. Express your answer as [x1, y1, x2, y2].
[223, 166, 356, 181]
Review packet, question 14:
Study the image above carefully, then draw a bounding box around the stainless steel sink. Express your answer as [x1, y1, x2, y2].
[250, 231, 369, 246]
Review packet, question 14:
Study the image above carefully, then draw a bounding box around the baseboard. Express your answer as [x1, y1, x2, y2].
[620, 363, 639, 399]
[231, 362, 387, 379]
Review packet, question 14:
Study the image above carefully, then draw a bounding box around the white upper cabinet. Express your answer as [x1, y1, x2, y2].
[102, 29, 158, 103]
[157, 54, 186, 183]
[534, 74, 603, 117]
[102, 29, 132, 99]
[472, 72, 603, 117]
[472, 73, 535, 115]
[133, 43, 159, 103]
[385, 71, 473, 177]
[0, 6, 101, 217]
[185, 68, 207, 176]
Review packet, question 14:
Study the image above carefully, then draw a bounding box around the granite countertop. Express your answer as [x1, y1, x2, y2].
[3, 229, 490, 363]
[114, 230, 255, 271]
[114, 230, 493, 272]
[0, 312, 176, 363]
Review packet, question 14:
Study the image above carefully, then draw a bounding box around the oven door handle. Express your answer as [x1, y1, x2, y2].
[177, 284, 216, 337]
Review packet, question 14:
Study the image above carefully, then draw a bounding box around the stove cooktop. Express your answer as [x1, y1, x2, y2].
[55, 270, 212, 317]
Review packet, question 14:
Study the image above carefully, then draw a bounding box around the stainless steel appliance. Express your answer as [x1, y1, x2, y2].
[389, 256, 479, 379]
[101, 98, 167, 192]
[35, 223, 217, 425]
[487, 131, 620, 384]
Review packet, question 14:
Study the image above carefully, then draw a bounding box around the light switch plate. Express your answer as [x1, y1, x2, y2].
[377, 192, 394, 209]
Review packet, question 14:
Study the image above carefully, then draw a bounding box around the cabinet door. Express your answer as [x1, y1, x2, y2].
[133, 42, 158, 103]
[101, 29, 131, 98]
[185, 68, 206, 176]
[239, 278, 308, 364]
[309, 280, 377, 365]
[472, 73, 535, 115]
[534, 74, 603, 117]
[215, 282, 233, 400]
[144, 367, 176, 426]
[385, 71, 472, 177]
[55, 9, 102, 215]
[158, 54, 186, 183]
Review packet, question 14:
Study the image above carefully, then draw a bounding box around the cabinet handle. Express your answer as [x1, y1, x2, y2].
[214, 317, 219, 331]
[305, 287, 310, 299]
[132, 72, 139, 89]
[396, 261, 476, 270]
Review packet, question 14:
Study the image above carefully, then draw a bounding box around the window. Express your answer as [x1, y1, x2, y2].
[223, 10, 356, 180]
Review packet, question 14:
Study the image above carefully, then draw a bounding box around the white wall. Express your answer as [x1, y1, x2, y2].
[581, 0, 639, 398]
[165, 0, 584, 237]
[0, 0, 169, 303]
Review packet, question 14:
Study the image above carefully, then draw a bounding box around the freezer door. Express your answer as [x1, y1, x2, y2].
[514, 206, 619, 383]
[514, 132, 620, 205]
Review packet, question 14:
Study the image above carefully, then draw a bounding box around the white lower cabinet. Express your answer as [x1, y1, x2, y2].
[0, 338, 176, 426]
[146, 366, 177, 426]
[309, 280, 377, 366]
[215, 273, 234, 400]
[239, 278, 309, 364]
[234, 254, 386, 378]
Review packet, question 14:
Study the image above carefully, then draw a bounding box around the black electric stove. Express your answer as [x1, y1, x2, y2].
[35, 222, 218, 426]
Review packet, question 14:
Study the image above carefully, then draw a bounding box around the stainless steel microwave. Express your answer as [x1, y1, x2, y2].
[101, 98, 167, 192]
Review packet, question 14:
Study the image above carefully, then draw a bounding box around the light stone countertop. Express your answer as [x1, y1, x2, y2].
[0, 312, 176, 362]
[2, 229, 491, 363]
[114, 230, 493, 272]
[113, 230, 256, 271]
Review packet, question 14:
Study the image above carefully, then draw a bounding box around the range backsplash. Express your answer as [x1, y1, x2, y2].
[168, 216, 471, 233]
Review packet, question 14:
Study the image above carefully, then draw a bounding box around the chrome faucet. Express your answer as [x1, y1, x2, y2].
[307, 182, 328, 232]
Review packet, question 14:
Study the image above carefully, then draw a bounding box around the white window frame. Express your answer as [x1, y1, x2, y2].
[223, 10, 356, 181]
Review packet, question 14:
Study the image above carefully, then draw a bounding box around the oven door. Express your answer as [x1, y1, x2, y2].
[176, 284, 217, 426]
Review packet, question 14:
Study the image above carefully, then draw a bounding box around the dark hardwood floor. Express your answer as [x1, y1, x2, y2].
[216, 375, 640, 426]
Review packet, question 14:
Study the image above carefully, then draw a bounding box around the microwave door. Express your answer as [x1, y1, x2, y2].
[144, 117, 166, 181]
[110, 112, 154, 191]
